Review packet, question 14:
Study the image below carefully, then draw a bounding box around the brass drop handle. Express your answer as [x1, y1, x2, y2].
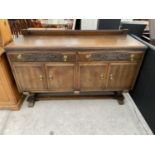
[86, 54, 91, 59]
[49, 75, 53, 80]
[17, 54, 22, 59]
[100, 74, 105, 80]
[39, 75, 43, 81]
[110, 74, 113, 80]
[63, 55, 68, 62]
[130, 54, 135, 62]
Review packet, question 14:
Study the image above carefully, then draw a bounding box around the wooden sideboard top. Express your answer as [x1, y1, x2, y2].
[5, 30, 146, 51]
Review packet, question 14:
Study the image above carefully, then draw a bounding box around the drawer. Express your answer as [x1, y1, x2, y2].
[8, 52, 76, 62]
[78, 52, 143, 62]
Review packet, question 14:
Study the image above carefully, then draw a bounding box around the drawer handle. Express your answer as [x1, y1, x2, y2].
[63, 55, 68, 62]
[86, 54, 91, 59]
[100, 74, 105, 80]
[17, 54, 22, 59]
[49, 75, 53, 80]
[110, 74, 113, 80]
[39, 75, 43, 81]
[130, 54, 135, 62]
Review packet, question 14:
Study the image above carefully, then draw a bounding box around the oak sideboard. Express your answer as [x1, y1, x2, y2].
[5, 30, 147, 107]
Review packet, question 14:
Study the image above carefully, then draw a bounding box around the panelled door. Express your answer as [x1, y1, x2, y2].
[107, 62, 139, 90]
[13, 63, 46, 91]
[79, 62, 108, 91]
[0, 67, 10, 104]
[46, 63, 75, 91]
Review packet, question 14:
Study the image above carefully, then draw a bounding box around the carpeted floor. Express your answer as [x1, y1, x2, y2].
[0, 93, 152, 135]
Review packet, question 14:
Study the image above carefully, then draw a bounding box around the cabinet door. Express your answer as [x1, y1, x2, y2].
[13, 63, 46, 91]
[0, 65, 10, 104]
[107, 62, 138, 90]
[46, 63, 75, 91]
[79, 62, 108, 91]
[0, 78, 10, 104]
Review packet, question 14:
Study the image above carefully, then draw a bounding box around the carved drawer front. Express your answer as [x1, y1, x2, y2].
[79, 62, 108, 91]
[12, 63, 47, 91]
[46, 63, 75, 91]
[8, 52, 76, 62]
[78, 52, 143, 62]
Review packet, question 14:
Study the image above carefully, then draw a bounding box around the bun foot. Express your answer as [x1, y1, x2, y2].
[27, 93, 36, 108]
[114, 91, 125, 105]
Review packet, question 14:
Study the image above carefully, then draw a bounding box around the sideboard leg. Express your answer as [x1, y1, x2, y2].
[27, 93, 36, 107]
[114, 91, 125, 105]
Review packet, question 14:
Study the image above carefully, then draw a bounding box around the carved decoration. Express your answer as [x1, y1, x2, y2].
[90, 53, 130, 61]
[10, 53, 75, 62]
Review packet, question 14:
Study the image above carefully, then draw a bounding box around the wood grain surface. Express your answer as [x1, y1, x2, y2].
[5, 30, 146, 51]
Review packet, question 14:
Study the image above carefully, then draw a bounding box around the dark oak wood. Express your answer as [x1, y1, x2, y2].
[45, 63, 75, 91]
[5, 30, 146, 51]
[21, 29, 129, 36]
[107, 62, 139, 90]
[12, 63, 47, 91]
[79, 62, 108, 91]
[5, 30, 146, 107]
[78, 51, 143, 62]
[9, 52, 76, 62]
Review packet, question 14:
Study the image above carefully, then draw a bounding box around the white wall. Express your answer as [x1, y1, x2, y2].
[81, 19, 98, 30]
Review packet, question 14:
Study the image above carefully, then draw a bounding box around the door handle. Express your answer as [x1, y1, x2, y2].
[130, 54, 135, 62]
[63, 55, 68, 62]
[49, 75, 53, 80]
[17, 54, 22, 60]
[100, 74, 105, 80]
[85, 54, 91, 59]
[110, 74, 113, 80]
[39, 75, 43, 81]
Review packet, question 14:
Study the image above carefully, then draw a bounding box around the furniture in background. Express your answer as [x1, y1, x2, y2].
[121, 22, 146, 37]
[8, 19, 42, 37]
[97, 19, 121, 30]
[40, 19, 76, 29]
[40, 19, 68, 28]
[122, 20, 150, 43]
[132, 20, 149, 31]
[8, 19, 76, 37]
[0, 19, 23, 110]
[5, 30, 146, 107]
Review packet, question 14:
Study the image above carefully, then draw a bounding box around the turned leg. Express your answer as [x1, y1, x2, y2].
[27, 93, 36, 107]
[114, 91, 125, 105]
